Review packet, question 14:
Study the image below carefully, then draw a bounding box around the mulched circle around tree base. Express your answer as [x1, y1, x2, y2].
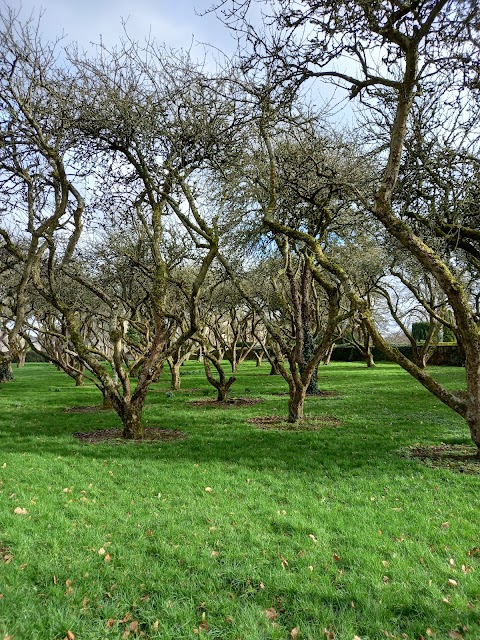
[403, 444, 480, 474]
[65, 406, 111, 413]
[72, 428, 187, 445]
[189, 397, 264, 408]
[248, 415, 341, 431]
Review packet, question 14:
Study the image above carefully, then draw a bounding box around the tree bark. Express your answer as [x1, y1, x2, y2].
[121, 403, 145, 440]
[17, 349, 27, 368]
[0, 360, 14, 382]
[288, 385, 307, 423]
[366, 352, 375, 368]
[170, 361, 181, 391]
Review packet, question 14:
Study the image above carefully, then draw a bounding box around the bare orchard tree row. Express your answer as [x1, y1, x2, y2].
[1, 2, 480, 447]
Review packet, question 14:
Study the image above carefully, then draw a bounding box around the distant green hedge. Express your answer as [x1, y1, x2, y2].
[23, 351, 49, 363]
[331, 344, 463, 366]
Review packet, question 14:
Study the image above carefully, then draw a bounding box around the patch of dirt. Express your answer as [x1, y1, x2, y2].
[247, 415, 341, 431]
[189, 397, 264, 408]
[65, 406, 110, 414]
[72, 428, 187, 445]
[403, 444, 480, 474]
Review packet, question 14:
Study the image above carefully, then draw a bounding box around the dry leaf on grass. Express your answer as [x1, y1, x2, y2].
[291, 627, 300, 638]
[265, 608, 277, 621]
[13, 507, 28, 515]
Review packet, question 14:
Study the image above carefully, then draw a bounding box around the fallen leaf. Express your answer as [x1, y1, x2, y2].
[129, 621, 139, 633]
[19, 563, 27, 570]
[198, 612, 209, 631]
[382, 575, 389, 583]
[107, 619, 116, 629]
[449, 558, 455, 566]
[323, 629, 335, 639]
[98, 547, 106, 555]
[265, 608, 277, 621]
[467, 547, 479, 557]
[65, 579, 73, 588]
[104, 553, 112, 563]
[353, 636, 362, 640]
[122, 630, 130, 639]
[65, 632, 75, 640]
[53, 575, 57, 585]
[448, 579, 458, 587]
[308, 534, 318, 543]
[152, 621, 159, 630]
[204, 487, 213, 493]
[13, 507, 28, 515]
[448, 632, 463, 640]
[291, 627, 301, 638]
[442, 597, 450, 604]
[210, 550, 219, 557]
[120, 613, 132, 624]
[259, 582, 265, 589]
[426, 630, 433, 637]
[441, 522, 449, 529]
[333, 553, 340, 562]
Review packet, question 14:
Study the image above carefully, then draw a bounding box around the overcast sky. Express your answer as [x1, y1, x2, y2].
[16, 0, 237, 56]
[14, 0, 355, 123]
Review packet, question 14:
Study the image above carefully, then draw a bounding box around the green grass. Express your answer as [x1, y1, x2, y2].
[0, 361, 479, 639]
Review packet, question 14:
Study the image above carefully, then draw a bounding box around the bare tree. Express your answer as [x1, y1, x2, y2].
[219, 0, 480, 448]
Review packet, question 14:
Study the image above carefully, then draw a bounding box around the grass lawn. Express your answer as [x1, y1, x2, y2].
[0, 361, 479, 639]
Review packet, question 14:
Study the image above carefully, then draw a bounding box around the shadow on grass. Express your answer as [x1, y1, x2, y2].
[0, 361, 469, 480]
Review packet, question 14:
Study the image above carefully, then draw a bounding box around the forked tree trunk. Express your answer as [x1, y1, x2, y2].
[323, 344, 334, 366]
[203, 354, 236, 402]
[254, 351, 263, 367]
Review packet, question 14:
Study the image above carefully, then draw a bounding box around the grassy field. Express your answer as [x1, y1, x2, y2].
[0, 361, 479, 640]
